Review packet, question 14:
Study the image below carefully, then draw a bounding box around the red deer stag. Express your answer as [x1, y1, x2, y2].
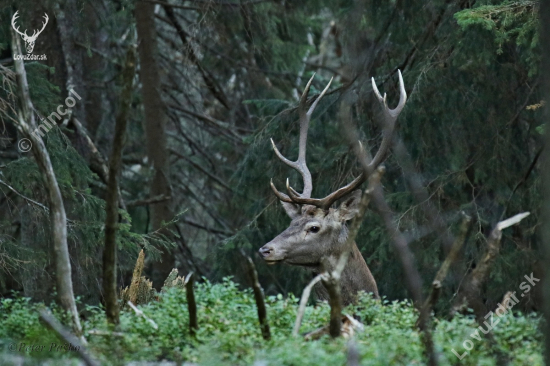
[259, 71, 407, 305]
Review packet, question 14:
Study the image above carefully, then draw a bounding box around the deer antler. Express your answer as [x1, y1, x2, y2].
[32, 13, 49, 39]
[11, 11, 28, 38]
[271, 70, 407, 210]
[270, 74, 333, 203]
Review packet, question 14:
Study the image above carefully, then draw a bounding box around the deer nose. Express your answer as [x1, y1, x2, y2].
[259, 246, 273, 257]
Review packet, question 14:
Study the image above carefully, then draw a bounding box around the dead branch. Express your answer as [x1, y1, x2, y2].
[70, 117, 108, 182]
[321, 167, 384, 338]
[126, 195, 171, 207]
[293, 273, 324, 337]
[170, 148, 233, 192]
[451, 212, 530, 316]
[322, 267, 344, 338]
[127, 301, 158, 329]
[188, 0, 273, 6]
[88, 329, 124, 337]
[163, 5, 231, 109]
[185, 272, 198, 336]
[420, 213, 472, 319]
[145, 0, 201, 10]
[180, 218, 233, 236]
[0, 178, 48, 211]
[392, 136, 457, 253]
[71, 117, 127, 211]
[39, 310, 99, 366]
[347, 340, 360, 366]
[244, 255, 271, 340]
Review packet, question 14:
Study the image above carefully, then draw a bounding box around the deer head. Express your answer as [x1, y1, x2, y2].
[11, 11, 49, 54]
[260, 190, 364, 267]
[259, 71, 406, 274]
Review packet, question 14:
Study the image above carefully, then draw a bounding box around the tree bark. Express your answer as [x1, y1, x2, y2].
[135, 1, 177, 287]
[103, 46, 136, 324]
[10, 29, 82, 337]
[539, 0, 550, 363]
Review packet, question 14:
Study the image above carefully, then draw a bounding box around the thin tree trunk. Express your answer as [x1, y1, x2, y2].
[103, 46, 136, 324]
[135, 0, 177, 287]
[540, 0, 550, 363]
[10, 29, 82, 338]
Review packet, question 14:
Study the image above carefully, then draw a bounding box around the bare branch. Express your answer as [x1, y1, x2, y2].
[321, 166, 384, 338]
[0, 178, 48, 211]
[39, 310, 99, 366]
[127, 301, 158, 329]
[126, 195, 172, 207]
[293, 273, 324, 337]
[244, 255, 271, 340]
[420, 213, 471, 324]
[451, 212, 530, 315]
[146, 0, 201, 10]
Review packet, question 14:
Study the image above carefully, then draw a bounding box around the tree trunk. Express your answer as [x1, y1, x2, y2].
[11, 29, 82, 338]
[539, 0, 550, 363]
[103, 46, 136, 324]
[135, 1, 176, 287]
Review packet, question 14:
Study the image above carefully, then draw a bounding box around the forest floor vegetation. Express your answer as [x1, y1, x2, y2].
[0, 278, 543, 365]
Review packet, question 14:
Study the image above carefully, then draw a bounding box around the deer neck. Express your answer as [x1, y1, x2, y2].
[312, 242, 379, 305]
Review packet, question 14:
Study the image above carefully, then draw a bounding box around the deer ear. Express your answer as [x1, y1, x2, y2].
[281, 201, 301, 219]
[337, 189, 362, 221]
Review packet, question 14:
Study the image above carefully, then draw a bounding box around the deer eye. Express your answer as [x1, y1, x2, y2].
[309, 226, 320, 233]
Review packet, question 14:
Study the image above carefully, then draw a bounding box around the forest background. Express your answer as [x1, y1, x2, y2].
[0, 0, 547, 363]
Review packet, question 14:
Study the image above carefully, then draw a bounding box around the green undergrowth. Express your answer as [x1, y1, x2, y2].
[0, 278, 543, 365]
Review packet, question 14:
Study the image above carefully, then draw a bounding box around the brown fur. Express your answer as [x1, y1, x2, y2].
[259, 190, 379, 305]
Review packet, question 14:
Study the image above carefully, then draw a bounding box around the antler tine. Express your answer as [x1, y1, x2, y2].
[11, 11, 27, 37]
[299, 73, 316, 113]
[30, 13, 49, 39]
[292, 76, 334, 197]
[306, 77, 334, 117]
[270, 138, 298, 169]
[270, 75, 333, 200]
[371, 70, 407, 114]
[38, 13, 49, 34]
[270, 179, 293, 203]
[277, 70, 407, 210]
[366, 69, 407, 171]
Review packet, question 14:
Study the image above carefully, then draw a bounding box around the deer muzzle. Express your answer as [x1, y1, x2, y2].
[258, 243, 285, 264]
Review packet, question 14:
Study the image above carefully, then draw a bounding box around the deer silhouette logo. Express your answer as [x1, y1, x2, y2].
[11, 11, 49, 54]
